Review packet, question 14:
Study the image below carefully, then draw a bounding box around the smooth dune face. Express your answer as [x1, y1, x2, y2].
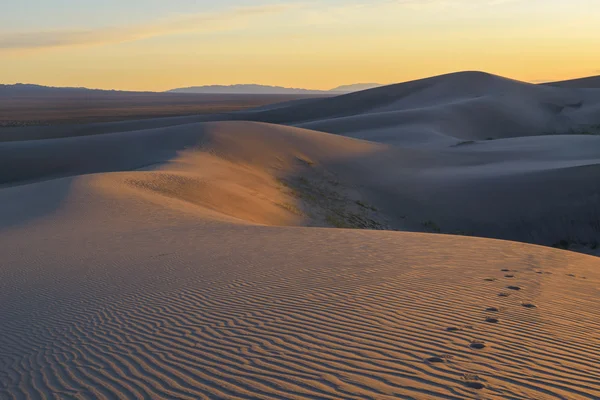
[2, 72, 600, 399]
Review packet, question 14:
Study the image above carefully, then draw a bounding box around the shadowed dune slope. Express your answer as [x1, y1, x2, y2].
[223, 71, 600, 145]
[545, 75, 600, 89]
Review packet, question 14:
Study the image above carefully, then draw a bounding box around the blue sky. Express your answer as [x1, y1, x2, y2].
[3, 0, 299, 29]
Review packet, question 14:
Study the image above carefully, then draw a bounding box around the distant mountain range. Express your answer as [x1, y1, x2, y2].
[329, 83, 383, 93]
[166, 84, 325, 95]
[0, 83, 150, 97]
[1, 82, 385, 96]
[166, 83, 384, 95]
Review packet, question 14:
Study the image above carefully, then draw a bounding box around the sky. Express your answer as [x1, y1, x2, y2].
[1, 0, 599, 91]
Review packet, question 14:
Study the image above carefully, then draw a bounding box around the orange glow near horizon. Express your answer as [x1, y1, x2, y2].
[1, 1, 599, 91]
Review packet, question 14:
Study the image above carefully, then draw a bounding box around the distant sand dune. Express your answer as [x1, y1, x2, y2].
[5, 71, 600, 147]
[545, 75, 600, 89]
[234, 71, 600, 145]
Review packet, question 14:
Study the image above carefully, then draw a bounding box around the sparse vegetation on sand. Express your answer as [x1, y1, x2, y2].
[276, 168, 389, 230]
[422, 220, 442, 233]
[277, 202, 304, 216]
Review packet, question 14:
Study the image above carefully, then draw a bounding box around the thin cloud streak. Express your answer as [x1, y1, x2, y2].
[1, 0, 529, 52]
[0, 4, 294, 51]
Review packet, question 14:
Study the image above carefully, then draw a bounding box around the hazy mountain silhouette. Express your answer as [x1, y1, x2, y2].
[2, 82, 384, 96]
[329, 83, 383, 92]
[167, 83, 384, 94]
[0, 83, 147, 97]
[167, 84, 327, 95]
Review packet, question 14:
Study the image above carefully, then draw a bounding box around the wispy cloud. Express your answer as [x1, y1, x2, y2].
[370, 0, 525, 9]
[0, 4, 293, 51]
[0, 0, 533, 52]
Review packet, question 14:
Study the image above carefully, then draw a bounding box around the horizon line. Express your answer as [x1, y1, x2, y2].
[2, 70, 599, 93]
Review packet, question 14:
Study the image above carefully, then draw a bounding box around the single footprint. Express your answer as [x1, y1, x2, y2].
[465, 381, 485, 389]
[485, 317, 499, 323]
[484, 278, 497, 282]
[426, 355, 451, 363]
[507, 286, 521, 291]
[498, 292, 510, 297]
[521, 302, 537, 308]
[469, 341, 486, 349]
[485, 307, 499, 312]
[501, 269, 510, 272]
[567, 274, 576, 277]
[462, 374, 485, 390]
[446, 327, 461, 332]
[504, 274, 515, 278]
[426, 357, 445, 363]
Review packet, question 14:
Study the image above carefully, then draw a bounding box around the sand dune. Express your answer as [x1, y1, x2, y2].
[1, 168, 599, 398]
[545, 75, 600, 89]
[2, 71, 600, 399]
[232, 71, 600, 145]
[3, 119, 599, 248]
[0, 122, 389, 231]
[10, 71, 598, 146]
